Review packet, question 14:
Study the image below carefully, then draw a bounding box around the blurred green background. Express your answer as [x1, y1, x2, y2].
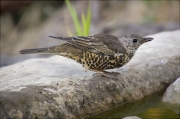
[0, 0, 179, 67]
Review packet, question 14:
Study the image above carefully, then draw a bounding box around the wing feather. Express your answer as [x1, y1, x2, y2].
[49, 33, 126, 56]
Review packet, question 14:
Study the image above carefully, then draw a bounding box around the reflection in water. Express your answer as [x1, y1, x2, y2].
[87, 89, 180, 119]
[138, 108, 179, 119]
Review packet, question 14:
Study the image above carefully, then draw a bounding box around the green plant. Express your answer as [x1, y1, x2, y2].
[65, 0, 91, 36]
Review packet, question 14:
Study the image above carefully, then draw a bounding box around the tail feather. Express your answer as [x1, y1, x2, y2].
[19, 48, 49, 54]
[19, 44, 82, 56]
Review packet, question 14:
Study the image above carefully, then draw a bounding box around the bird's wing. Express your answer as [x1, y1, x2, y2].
[92, 34, 126, 55]
[50, 34, 126, 56]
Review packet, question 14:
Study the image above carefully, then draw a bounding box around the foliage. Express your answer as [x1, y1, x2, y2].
[65, 0, 91, 36]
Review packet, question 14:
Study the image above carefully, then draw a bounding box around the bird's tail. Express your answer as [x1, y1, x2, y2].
[19, 44, 82, 58]
[19, 48, 50, 54]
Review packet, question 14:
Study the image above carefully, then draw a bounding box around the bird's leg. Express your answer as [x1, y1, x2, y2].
[90, 69, 119, 80]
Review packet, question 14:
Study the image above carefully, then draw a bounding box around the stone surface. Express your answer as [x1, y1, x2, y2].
[123, 116, 141, 119]
[0, 30, 180, 118]
[162, 77, 180, 105]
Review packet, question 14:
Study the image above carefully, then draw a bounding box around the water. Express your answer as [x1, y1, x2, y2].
[86, 89, 180, 119]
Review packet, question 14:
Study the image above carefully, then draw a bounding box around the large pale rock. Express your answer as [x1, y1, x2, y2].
[162, 77, 180, 105]
[123, 116, 141, 119]
[0, 30, 180, 118]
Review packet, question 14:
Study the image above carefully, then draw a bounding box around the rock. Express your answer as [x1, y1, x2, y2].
[123, 116, 141, 119]
[0, 30, 180, 118]
[162, 77, 180, 105]
[162, 77, 180, 114]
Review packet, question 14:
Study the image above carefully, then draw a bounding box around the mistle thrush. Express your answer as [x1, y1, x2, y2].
[19, 34, 153, 73]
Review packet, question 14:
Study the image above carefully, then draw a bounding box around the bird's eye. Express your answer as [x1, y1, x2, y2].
[133, 38, 137, 43]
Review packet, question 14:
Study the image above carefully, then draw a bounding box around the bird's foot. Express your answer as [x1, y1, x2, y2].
[93, 71, 120, 80]
[90, 69, 119, 80]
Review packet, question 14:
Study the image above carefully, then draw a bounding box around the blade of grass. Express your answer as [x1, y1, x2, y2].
[65, 0, 91, 36]
[86, 2, 91, 36]
[82, 14, 88, 36]
[65, 0, 82, 36]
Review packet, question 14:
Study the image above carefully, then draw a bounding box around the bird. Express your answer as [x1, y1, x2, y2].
[19, 33, 153, 76]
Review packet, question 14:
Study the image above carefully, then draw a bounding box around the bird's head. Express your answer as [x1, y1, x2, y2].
[122, 34, 153, 54]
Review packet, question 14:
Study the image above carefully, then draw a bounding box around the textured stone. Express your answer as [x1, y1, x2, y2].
[0, 30, 180, 118]
[123, 116, 141, 119]
[162, 77, 180, 105]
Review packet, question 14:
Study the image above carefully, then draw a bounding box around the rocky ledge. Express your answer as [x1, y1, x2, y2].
[0, 30, 180, 118]
[162, 77, 180, 105]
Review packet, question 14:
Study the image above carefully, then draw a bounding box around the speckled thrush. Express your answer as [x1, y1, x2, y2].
[19, 33, 153, 73]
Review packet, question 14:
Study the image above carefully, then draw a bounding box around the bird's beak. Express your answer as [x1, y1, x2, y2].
[141, 37, 153, 43]
[143, 37, 153, 41]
